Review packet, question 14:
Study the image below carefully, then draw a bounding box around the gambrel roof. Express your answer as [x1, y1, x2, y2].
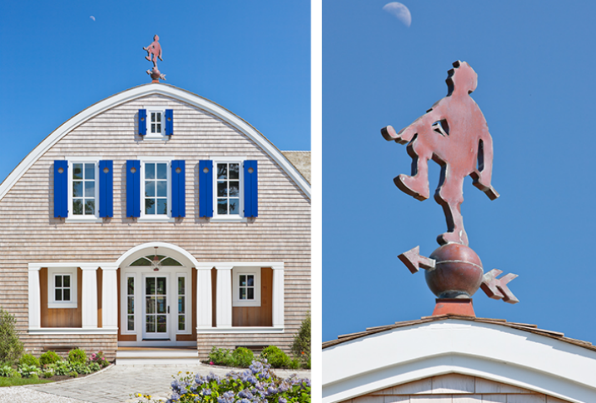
[0, 83, 311, 201]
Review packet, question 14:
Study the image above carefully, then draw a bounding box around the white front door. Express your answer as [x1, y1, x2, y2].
[142, 274, 170, 340]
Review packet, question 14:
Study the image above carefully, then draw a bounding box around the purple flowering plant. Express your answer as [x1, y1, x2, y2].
[134, 360, 310, 403]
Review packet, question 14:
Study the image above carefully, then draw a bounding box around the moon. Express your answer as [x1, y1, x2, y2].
[90, 16, 96, 21]
[383, 2, 411, 27]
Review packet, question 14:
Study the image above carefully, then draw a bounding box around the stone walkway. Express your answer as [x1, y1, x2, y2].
[1, 365, 310, 403]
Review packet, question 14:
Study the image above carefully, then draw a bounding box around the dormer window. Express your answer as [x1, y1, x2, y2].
[138, 108, 173, 139]
[149, 110, 163, 135]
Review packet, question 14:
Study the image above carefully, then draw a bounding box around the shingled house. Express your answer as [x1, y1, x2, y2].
[0, 83, 310, 362]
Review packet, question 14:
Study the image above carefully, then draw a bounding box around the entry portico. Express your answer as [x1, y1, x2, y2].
[27, 242, 285, 348]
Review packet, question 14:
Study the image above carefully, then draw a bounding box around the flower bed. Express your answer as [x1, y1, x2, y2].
[0, 348, 110, 384]
[133, 360, 310, 403]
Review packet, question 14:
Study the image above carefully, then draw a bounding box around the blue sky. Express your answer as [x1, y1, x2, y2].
[0, 1, 310, 184]
[323, 1, 596, 343]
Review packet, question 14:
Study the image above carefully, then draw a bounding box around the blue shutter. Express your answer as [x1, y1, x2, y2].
[199, 160, 213, 217]
[126, 160, 141, 217]
[165, 109, 173, 136]
[138, 109, 147, 135]
[54, 160, 68, 218]
[171, 160, 185, 217]
[244, 160, 258, 218]
[99, 160, 113, 218]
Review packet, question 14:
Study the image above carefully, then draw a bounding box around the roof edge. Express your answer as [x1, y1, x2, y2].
[323, 315, 596, 353]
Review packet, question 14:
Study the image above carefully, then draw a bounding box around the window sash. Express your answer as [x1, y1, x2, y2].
[141, 161, 170, 218]
[213, 160, 244, 217]
[70, 161, 98, 217]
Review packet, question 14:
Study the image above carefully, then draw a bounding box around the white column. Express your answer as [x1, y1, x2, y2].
[28, 266, 41, 329]
[196, 268, 213, 328]
[272, 264, 285, 328]
[81, 266, 98, 329]
[216, 266, 233, 328]
[101, 265, 118, 329]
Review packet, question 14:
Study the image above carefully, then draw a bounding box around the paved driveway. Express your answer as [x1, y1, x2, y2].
[1, 365, 310, 403]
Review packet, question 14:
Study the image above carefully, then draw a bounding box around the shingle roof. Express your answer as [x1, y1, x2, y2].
[323, 314, 596, 352]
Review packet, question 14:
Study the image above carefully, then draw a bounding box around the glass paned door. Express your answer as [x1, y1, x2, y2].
[144, 275, 168, 338]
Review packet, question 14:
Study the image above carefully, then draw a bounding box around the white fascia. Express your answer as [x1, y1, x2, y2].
[322, 320, 596, 403]
[0, 84, 310, 202]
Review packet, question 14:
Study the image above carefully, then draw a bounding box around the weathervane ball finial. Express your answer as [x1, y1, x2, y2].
[143, 35, 165, 83]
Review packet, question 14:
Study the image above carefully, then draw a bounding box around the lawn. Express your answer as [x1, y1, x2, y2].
[0, 377, 52, 387]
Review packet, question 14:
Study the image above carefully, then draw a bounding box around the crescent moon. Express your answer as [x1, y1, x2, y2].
[383, 2, 411, 28]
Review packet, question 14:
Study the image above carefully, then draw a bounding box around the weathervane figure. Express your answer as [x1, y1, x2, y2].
[143, 35, 166, 82]
[382, 61, 498, 246]
[382, 61, 518, 308]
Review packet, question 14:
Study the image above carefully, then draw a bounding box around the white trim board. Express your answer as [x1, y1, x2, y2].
[0, 83, 310, 201]
[28, 328, 118, 335]
[322, 319, 596, 403]
[196, 327, 284, 334]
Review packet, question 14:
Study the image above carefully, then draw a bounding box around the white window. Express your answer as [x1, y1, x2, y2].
[67, 159, 99, 221]
[48, 267, 78, 308]
[232, 267, 261, 307]
[143, 107, 168, 140]
[120, 273, 137, 334]
[126, 275, 135, 332]
[213, 157, 244, 220]
[140, 159, 172, 221]
[177, 273, 190, 333]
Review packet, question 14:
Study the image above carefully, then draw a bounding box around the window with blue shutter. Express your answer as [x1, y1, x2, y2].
[244, 160, 258, 218]
[138, 109, 147, 135]
[171, 160, 185, 217]
[54, 160, 68, 218]
[165, 109, 173, 136]
[99, 160, 113, 218]
[199, 160, 213, 217]
[126, 160, 141, 217]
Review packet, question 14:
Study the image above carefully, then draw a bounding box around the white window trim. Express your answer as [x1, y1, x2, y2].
[138, 158, 174, 222]
[143, 106, 169, 141]
[47, 267, 78, 309]
[232, 267, 261, 307]
[176, 272, 191, 334]
[66, 158, 101, 222]
[212, 156, 246, 222]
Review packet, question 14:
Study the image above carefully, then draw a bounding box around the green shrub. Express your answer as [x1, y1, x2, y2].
[68, 348, 87, 364]
[291, 312, 311, 368]
[68, 370, 78, 378]
[53, 361, 72, 376]
[89, 362, 101, 372]
[0, 308, 23, 366]
[40, 351, 61, 366]
[288, 358, 301, 369]
[231, 347, 254, 368]
[19, 353, 40, 368]
[208, 346, 233, 366]
[260, 345, 290, 368]
[0, 365, 12, 377]
[42, 369, 54, 378]
[71, 363, 91, 375]
[30, 373, 39, 380]
[17, 363, 40, 378]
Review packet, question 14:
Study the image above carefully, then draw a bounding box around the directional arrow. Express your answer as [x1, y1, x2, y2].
[398, 246, 436, 274]
[480, 269, 519, 304]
